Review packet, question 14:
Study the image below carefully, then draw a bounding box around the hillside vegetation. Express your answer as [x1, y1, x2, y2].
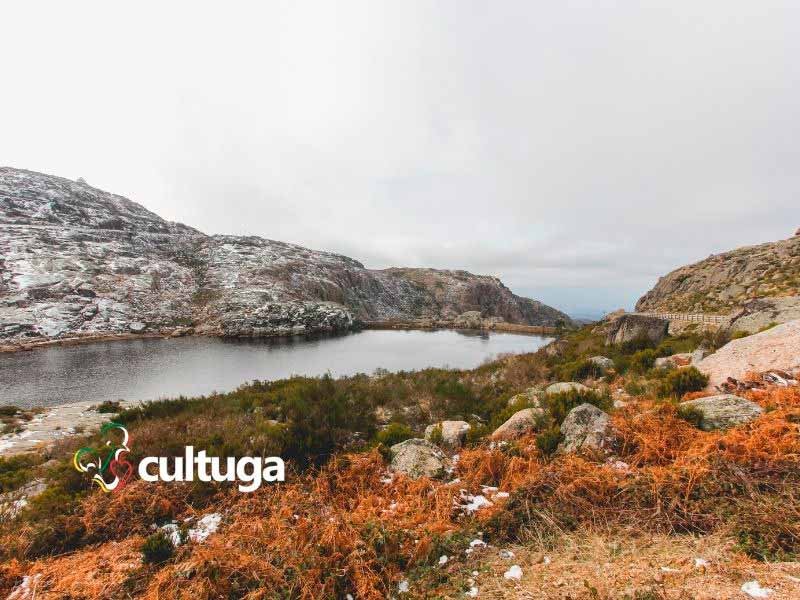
[636, 231, 800, 315]
[1, 322, 798, 598]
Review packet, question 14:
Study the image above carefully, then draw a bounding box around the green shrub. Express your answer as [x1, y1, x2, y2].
[677, 404, 705, 428]
[0, 405, 21, 418]
[535, 426, 562, 457]
[555, 359, 606, 382]
[376, 423, 414, 447]
[94, 400, 122, 413]
[542, 389, 612, 425]
[141, 531, 175, 564]
[629, 349, 657, 373]
[0, 453, 42, 493]
[657, 367, 709, 399]
[624, 380, 646, 396]
[620, 335, 657, 354]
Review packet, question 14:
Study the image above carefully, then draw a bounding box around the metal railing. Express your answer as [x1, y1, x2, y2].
[635, 312, 730, 324]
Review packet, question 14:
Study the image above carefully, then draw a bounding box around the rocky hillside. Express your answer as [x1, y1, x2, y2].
[636, 232, 800, 316]
[0, 167, 570, 345]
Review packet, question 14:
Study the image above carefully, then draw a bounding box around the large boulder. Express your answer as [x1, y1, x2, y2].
[697, 319, 800, 390]
[546, 381, 590, 395]
[605, 314, 668, 347]
[389, 439, 448, 479]
[679, 394, 764, 431]
[557, 404, 615, 454]
[491, 408, 544, 440]
[424, 420, 471, 449]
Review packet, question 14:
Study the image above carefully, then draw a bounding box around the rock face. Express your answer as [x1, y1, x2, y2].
[424, 420, 471, 449]
[679, 395, 763, 431]
[604, 314, 668, 347]
[557, 403, 614, 454]
[636, 232, 800, 314]
[389, 438, 448, 479]
[697, 320, 800, 390]
[491, 408, 544, 440]
[725, 296, 800, 334]
[0, 167, 571, 345]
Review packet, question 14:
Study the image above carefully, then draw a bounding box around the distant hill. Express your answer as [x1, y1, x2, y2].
[0, 167, 570, 345]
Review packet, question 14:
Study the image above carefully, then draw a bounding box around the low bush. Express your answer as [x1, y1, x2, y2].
[657, 367, 709, 399]
[141, 531, 174, 565]
[676, 404, 705, 428]
[542, 389, 612, 425]
[93, 400, 122, 414]
[376, 423, 414, 447]
[630, 349, 657, 373]
[555, 358, 606, 382]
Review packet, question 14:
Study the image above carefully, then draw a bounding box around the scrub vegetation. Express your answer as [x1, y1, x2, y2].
[0, 323, 798, 599]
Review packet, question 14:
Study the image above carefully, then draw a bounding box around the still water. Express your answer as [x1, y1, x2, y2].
[0, 329, 551, 408]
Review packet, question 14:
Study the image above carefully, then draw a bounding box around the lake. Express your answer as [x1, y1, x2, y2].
[0, 329, 551, 408]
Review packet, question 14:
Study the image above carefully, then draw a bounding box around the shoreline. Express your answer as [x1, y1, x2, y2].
[0, 321, 559, 354]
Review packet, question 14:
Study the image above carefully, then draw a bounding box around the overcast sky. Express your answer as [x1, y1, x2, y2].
[2, 2, 798, 317]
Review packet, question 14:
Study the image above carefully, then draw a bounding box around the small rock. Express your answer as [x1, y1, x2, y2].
[588, 356, 615, 370]
[491, 408, 544, 440]
[545, 381, 589, 395]
[679, 394, 763, 431]
[557, 403, 615, 454]
[398, 579, 410, 593]
[129, 321, 147, 333]
[438, 555, 448, 566]
[424, 420, 471, 449]
[503, 565, 523, 581]
[390, 439, 448, 479]
[741, 580, 773, 598]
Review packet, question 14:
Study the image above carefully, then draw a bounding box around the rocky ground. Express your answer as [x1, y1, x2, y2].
[0, 168, 570, 349]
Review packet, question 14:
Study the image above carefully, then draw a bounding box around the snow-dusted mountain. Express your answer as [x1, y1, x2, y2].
[0, 167, 570, 345]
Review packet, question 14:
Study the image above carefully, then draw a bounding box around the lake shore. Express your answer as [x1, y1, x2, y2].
[0, 320, 560, 354]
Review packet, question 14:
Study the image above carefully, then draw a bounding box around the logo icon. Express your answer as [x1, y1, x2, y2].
[73, 422, 133, 493]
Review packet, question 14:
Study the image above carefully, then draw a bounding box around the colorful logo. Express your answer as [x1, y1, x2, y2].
[73, 422, 134, 493]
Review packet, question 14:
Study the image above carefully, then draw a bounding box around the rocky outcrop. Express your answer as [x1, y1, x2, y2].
[0, 167, 571, 346]
[604, 314, 668, 347]
[557, 403, 614, 454]
[696, 320, 800, 390]
[636, 232, 800, 315]
[725, 296, 800, 334]
[389, 438, 448, 479]
[424, 420, 471, 449]
[679, 395, 763, 431]
[491, 408, 544, 440]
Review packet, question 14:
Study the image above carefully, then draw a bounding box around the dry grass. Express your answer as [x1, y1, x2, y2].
[2, 386, 799, 599]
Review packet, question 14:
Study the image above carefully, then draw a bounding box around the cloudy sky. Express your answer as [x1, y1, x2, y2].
[2, 2, 798, 317]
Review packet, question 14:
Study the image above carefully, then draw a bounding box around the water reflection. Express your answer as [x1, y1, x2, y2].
[0, 329, 551, 408]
